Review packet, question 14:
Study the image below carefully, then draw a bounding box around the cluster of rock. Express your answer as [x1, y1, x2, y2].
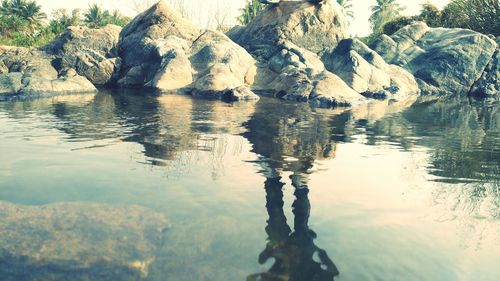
[0, 0, 498, 106]
[0, 200, 169, 280]
[371, 22, 499, 98]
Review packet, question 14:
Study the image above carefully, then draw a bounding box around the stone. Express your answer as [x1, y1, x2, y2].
[0, 200, 169, 281]
[470, 42, 499, 97]
[371, 22, 498, 97]
[145, 49, 193, 91]
[0, 47, 97, 99]
[117, 0, 201, 86]
[43, 25, 122, 85]
[189, 31, 257, 94]
[0, 72, 23, 96]
[323, 38, 419, 100]
[229, 0, 347, 59]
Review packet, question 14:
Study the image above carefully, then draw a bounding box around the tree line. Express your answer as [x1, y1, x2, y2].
[0, 0, 130, 47]
[368, 0, 499, 42]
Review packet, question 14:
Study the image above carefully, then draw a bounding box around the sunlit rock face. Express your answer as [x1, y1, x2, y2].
[116, 1, 258, 101]
[43, 24, 122, 85]
[0, 201, 169, 281]
[0, 46, 97, 99]
[371, 22, 498, 97]
[228, 1, 365, 107]
[229, 0, 348, 59]
[471, 37, 500, 97]
[323, 38, 419, 100]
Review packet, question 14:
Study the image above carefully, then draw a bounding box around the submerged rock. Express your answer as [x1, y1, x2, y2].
[43, 24, 122, 85]
[0, 201, 169, 281]
[0, 47, 96, 100]
[371, 22, 498, 97]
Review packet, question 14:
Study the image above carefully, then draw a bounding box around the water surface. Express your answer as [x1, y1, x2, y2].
[0, 91, 499, 281]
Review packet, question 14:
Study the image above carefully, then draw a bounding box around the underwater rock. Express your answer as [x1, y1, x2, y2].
[0, 200, 169, 281]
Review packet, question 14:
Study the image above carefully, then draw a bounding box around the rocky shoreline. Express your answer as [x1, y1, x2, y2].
[0, 0, 498, 106]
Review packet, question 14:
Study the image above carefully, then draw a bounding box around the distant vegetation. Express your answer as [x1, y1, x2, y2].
[0, 0, 130, 47]
[378, 0, 500, 38]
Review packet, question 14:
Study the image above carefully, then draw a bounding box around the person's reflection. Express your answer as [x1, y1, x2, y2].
[248, 175, 339, 281]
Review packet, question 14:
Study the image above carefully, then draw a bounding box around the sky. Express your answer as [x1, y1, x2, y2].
[37, 0, 451, 36]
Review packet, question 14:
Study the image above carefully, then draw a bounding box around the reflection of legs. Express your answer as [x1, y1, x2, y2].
[264, 176, 292, 243]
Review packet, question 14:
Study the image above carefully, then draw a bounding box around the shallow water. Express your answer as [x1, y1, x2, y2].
[0, 91, 499, 281]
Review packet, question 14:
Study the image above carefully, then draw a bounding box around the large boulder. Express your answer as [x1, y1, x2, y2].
[0, 47, 97, 100]
[0, 201, 169, 280]
[322, 38, 419, 100]
[229, 0, 347, 59]
[470, 37, 500, 97]
[371, 22, 498, 97]
[115, 1, 258, 101]
[117, 0, 201, 87]
[43, 25, 122, 85]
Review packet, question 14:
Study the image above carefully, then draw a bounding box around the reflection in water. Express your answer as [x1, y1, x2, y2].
[248, 177, 339, 281]
[243, 100, 341, 280]
[1, 91, 500, 280]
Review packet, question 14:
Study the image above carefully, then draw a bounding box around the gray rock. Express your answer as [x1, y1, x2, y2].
[117, 0, 201, 87]
[323, 38, 419, 100]
[0, 200, 169, 281]
[115, 2, 258, 102]
[43, 25, 122, 85]
[229, 0, 347, 59]
[470, 44, 499, 97]
[0, 46, 97, 99]
[189, 31, 257, 97]
[371, 22, 498, 97]
[0, 72, 23, 96]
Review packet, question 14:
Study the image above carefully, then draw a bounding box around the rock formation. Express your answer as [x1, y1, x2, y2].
[1, 0, 498, 105]
[0, 46, 96, 100]
[371, 22, 498, 97]
[0, 200, 169, 280]
[116, 1, 258, 101]
[230, 0, 419, 107]
[43, 24, 122, 85]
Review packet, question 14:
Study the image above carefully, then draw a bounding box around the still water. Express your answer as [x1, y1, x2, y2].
[0, 91, 499, 281]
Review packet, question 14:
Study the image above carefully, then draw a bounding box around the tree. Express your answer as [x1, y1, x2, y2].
[0, 0, 45, 30]
[83, 3, 107, 28]
[369, 0, 405, 34]
[18, 0, 46, 28]
[337, 0, 354, 24]
[417, 2, 442, 27]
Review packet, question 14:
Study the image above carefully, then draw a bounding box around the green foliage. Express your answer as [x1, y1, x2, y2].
[381, 0, 500, 37]
[83, 4, 130, 28]
[369, 0, 405, 35]
[417, 2, 442, 27]
[337, 0, 354, 23]
[0, 0, 46, 29]
[238, 0, 265, 25]
[442, 0, 500, 36]
[382, 16, 415, 35]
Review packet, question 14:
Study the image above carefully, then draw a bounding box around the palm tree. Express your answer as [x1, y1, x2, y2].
[337, 0, 354, 24]
[83, 3, 106, 28]
[19, 1, 46, 28]
[369, 0, 405, 34]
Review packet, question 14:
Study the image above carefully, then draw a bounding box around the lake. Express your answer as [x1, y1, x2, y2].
[0, 90, 499, 281]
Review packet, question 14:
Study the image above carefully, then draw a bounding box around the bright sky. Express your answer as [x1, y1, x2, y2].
[38, 0, 450, 36]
